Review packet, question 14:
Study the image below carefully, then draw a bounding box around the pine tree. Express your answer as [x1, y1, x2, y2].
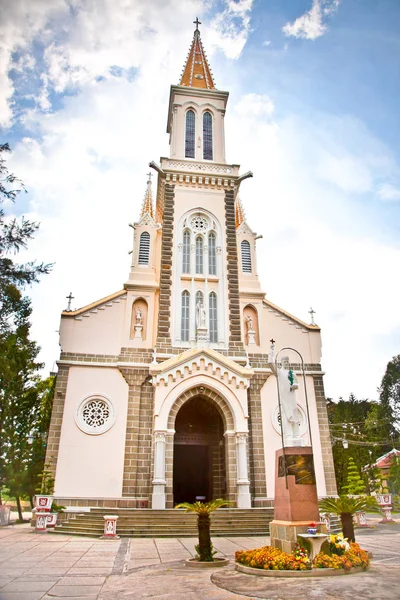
[343, 457, 366, 495]
[379, 355, 400, 428]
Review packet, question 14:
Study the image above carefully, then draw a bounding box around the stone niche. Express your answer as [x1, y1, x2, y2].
[130, 298, 148, 341]
[243, 305, 259, 346]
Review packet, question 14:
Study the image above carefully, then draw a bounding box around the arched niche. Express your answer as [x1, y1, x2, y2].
[243, 304, 259, 346]
[130, 298, 148, 340]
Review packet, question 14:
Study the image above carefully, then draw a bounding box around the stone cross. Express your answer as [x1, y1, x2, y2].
[193, 17, 201, 30]
[66, 292, 74, 312]
[309, 307, 316, 325]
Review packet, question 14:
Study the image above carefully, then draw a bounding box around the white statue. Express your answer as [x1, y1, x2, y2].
[245, 315, 254, 331]
[135, 308, 143, 325]
[271, 355, 302, 446]
[196, 301, 206, 329]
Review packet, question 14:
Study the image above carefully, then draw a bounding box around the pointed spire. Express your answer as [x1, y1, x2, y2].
[140, 172, 154, 219]
[235, 196, 245, 228]
[179, 19, 216, 90]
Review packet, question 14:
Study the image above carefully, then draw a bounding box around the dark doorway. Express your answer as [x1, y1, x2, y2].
[173, 445, 209, 504]
[173, 396, 225, 505]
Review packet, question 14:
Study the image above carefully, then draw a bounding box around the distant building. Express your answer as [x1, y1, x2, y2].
[46, 23, 337, 510]
[365, 449, 400, 493]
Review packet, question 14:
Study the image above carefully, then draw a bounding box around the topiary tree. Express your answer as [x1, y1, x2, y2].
[343, 457, 366, 495]
[175, 499, 230, 561]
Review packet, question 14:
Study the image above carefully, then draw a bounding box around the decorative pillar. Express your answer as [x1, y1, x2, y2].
[235, 432, 251, 508]
[102, 515, 119, 539]
[152, 431, 167, 509]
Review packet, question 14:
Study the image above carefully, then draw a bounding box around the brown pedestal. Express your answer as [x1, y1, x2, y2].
[270, 447, 324, 553]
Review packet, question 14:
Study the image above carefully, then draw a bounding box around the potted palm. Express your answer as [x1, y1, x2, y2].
[175, 499, 231, 566]
[318, 495, 378, 542]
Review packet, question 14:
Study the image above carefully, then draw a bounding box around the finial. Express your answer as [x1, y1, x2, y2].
[66, 292, 74, 312]
[147, 171, 153, 183]
[193, 17, 201, 31]
[309, 307, 316, 325]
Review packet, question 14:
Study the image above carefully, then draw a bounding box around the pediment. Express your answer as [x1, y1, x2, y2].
[236, 221, 255, 236]
[149, 347, 253, 388]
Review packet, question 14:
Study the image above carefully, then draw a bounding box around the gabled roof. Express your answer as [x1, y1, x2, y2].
[373, 448, 400, 468]
[262, 297, 321, 331]
[61, 290, 126, 317]
[179, 25, 215, 90]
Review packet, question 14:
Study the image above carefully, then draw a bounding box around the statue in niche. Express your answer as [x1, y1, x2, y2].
[245, 313, 256, 344]
[135, 308, 143, 325]
[271, 353, 303, 446]
[196, 301, 207, 329]
[245, 314, 254, 331]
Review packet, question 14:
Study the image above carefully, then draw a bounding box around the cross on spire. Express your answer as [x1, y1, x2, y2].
[309, 307, 316, 325]
[147, 171, 152, 181]
[66, 292, 74, 312]
[193, 17, 201, 30]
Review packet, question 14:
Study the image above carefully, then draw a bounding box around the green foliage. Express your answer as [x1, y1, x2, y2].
[319, 495, 368, 516]
[35, 464, 55, 495]
[388, 456, 400, 495]
[379, 355, 400, 426]
[343, 457, 366, 495]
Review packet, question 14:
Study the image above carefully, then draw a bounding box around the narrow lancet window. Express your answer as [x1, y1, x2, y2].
[209, 292, 218, 343]
[208, 232, 216, 275]
[241, 240, 252, 273]
[195, 236, 203, 274]
[181, 291, 190, 342]
[185, 110, 195, 158]
[182, 230, 191, 273]
[203, 111, 213, 160]
[138, 231, 150, 265]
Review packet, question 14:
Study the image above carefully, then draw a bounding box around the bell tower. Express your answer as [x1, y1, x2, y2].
[152, 20, 245, 356]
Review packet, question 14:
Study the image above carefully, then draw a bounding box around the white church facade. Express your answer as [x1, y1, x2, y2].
[46, 24, 337, 510]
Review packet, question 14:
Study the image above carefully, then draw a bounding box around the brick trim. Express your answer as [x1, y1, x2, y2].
[313, 375, 338, 495]
[247, 374, 269, 506]
[45, 366, 70, 479]
[224, 189, 244, 352]
[156, 183, 175, 346]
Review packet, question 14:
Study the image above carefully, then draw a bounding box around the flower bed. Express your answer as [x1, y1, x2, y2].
[235, 539, 369, 575]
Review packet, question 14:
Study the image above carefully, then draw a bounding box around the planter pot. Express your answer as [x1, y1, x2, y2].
[46, 513, 58, 528]
[185, 557, 229, 568]
[35, 495, 53, 512]
[307, 528, 318, 535]
[235, 563, 368, 577]
[35, 512, 48, 532]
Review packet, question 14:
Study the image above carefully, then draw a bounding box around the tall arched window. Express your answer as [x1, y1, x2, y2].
[195, 236, 203, 274]
[241, 240, 252, 273]
[203, 111, 213, 160]
[209, 292, 218, 343]
[181, 291, 190, 342]
[208, 232, 216, 275]
[182, 230, 191, 273]
[138, 231, 150, 265]
[185, 110, 195, 158]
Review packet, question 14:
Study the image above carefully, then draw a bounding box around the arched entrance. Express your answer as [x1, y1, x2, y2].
[173, 396, 225, 504]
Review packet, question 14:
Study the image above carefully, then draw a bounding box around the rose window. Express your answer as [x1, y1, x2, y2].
[75, 395, 116, 435]
[190, 215, 208, 233]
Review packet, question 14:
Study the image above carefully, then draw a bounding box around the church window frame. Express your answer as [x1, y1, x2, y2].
[182, 229, 191, 273]
[195, 235, 203, 274]
[208, 231, 216, 275]
[241, 240, 252, 273]
[185, 109, 196, 159]
[75, 394, 116, 436]
[203, 110, 213, 161]
[209, 292, 218, 343]
[138, 231, 150, 265]
[181, 290, 190, 342]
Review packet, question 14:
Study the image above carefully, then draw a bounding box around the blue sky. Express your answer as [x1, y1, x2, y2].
[1, 0, 399, 400]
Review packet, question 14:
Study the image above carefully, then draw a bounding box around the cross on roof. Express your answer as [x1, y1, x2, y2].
[66, 292, 74, 312]
[270, 338, 275, 345]
[193, 17, 201, 30]
[147, 171, 153, 181]
[309, 307, 316, 325]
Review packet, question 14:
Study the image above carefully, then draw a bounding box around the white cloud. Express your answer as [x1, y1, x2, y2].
[377, 183, 400, 202]
[208, 0, 253, 59]
[234, 93, 275, 118]
[282, 0, 340, 41]
[263, 40, 272, 47]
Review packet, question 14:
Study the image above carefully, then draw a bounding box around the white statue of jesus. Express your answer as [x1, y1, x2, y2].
[196, 301, 206, 329]
[271, 355, 303, 446]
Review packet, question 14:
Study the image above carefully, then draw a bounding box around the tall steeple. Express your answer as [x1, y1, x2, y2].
[235, 197, 245, 229]
[179, 18, 215, 90]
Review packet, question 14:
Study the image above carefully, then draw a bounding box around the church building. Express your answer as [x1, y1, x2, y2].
[46, 23, 337, 510]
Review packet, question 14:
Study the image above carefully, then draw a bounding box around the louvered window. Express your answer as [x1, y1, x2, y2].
[138, 232, 150, 265]
[181, 291, 190, 342]
[182, 230, 191, 273]
[195, 236, 203, 274]
[209, 292, 218, 343]
[203, 111, 213, 160]
[208, 232, 216, 275]
[241, 240, 252, 273]
[185, 110, 195, 158]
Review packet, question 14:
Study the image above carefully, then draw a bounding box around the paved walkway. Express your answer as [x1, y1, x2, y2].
[0, 522, 399, 600]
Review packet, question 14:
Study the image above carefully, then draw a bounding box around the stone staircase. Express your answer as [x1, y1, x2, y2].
[53, 507, 274, 538]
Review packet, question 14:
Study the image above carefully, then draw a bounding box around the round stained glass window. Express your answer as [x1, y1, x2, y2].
[190, 215, 208, 233]
[75, 395, 116, 435]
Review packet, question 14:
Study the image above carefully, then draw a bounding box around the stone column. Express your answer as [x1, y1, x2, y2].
[236, 433, 251, 508]
[152, 432, 167, 509]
